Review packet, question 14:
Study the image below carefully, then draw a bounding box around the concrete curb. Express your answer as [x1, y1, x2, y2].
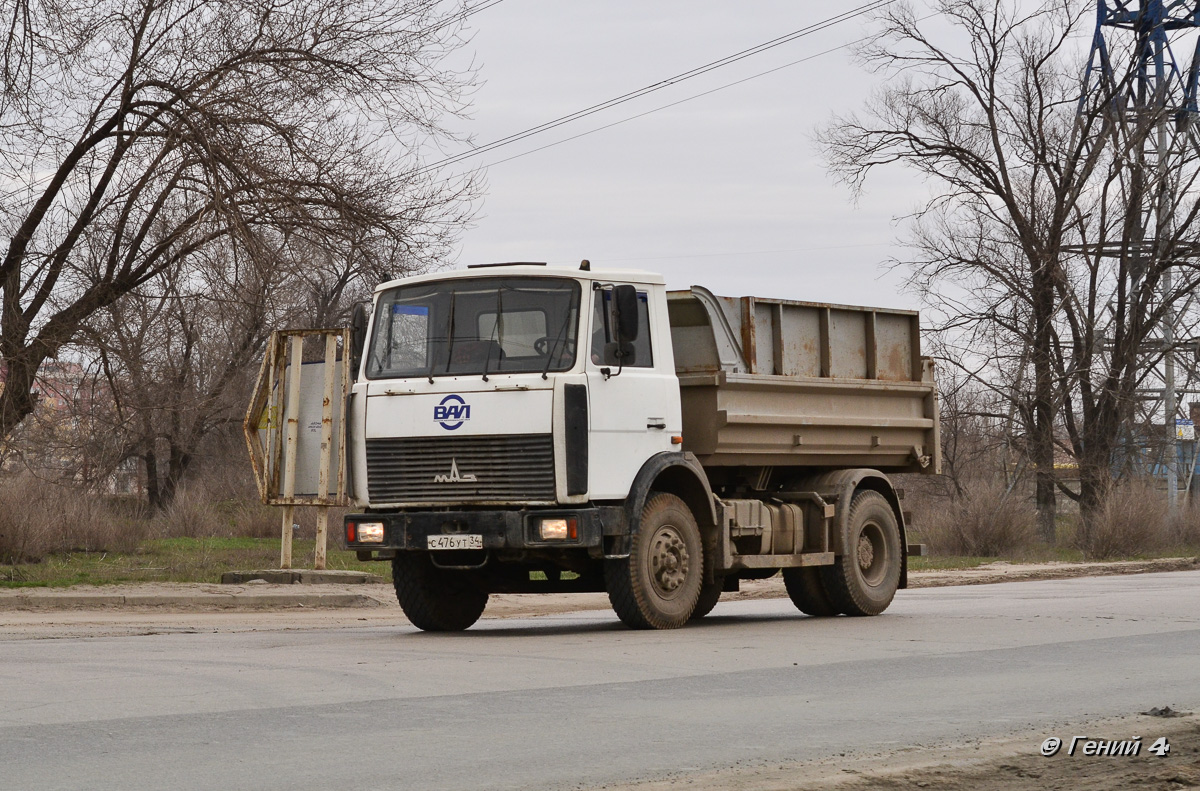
[0, 592, 384, 611]
[219, 570, 385, 585]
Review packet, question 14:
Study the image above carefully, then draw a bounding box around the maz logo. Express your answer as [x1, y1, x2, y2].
[434, 394, 471, 430]
[434, 458, 477, 484]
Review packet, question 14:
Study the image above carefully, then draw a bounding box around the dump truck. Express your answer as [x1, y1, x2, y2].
[340, 262, 940, 630]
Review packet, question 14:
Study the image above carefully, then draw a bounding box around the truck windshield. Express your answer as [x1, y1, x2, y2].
[366, 277, 582, 379]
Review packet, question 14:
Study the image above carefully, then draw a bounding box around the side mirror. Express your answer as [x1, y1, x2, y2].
[349, 302, 369, 377]
[613, 284, 640, 344]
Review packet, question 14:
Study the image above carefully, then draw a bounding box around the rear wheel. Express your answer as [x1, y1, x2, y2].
[820, 490, 901, 616]
[782, 566, 839, 616]
[606, 493, 703, 629]
[392, 553, 488, 632]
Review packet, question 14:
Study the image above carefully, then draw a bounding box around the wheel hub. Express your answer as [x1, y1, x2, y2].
[857, 534, 875, 571]
[649, 526, 690, 595]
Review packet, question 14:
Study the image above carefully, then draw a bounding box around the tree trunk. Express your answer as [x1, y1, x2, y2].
[144, 451, 162, 511]
[1034, 455, 1057, 544]
[1031, 264, 1058, 545]
[1076, 462, 1110, 553]
[1076, 410, 1119, 553]
[0, 351, 42, 439]
[160, 442, 192, 508]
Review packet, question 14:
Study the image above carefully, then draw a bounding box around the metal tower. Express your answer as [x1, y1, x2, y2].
[1079, 1, 1200, 507]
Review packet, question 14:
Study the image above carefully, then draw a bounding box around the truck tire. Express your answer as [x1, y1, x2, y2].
[782, 567, 839, 616]
[690, 577, 724, 620]
[820, 490, 901, 616]
[606, 492, 703, 629]
[392, 553, 488, 632]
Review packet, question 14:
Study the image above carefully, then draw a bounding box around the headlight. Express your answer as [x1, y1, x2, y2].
[538, 517, 576, 541]
[352, 522, 385, 543]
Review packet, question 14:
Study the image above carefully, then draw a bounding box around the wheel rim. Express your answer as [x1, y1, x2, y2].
[856, 521, 889, 587]
[648, 524, 691, 599]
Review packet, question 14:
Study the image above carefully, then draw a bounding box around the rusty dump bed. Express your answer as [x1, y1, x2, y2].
[667, 287, 940, 474]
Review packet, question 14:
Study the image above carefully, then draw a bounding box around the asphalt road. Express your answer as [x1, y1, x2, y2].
[3, 571, 1199, 791]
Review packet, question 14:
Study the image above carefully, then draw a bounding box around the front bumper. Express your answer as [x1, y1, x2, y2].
[345, 506, 627, 557]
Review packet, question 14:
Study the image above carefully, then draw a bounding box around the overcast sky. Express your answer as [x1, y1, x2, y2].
[434, 0, 934, 310]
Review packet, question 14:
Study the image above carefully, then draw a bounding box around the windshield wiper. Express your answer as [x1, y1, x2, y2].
[439, 290, 457, 382]
[482, 288, 502, 382]
[541, 305, 572, 381]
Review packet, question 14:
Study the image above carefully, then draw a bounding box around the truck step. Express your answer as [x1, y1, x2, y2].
[730, 551, 835, 570]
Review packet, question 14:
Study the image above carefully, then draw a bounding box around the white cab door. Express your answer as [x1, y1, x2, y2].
[584, 285, 680, 500]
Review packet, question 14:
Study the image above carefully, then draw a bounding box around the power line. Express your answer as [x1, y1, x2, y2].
[479, 38, 870, 170]
[480, 11, 936, 171]
[418, 0, 896, 174]
[414, 0, 507, 38]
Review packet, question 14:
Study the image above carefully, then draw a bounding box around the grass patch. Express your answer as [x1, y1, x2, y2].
[0, 537, 383, 587]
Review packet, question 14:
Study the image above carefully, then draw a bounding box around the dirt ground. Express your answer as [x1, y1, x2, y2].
[590, 713, 1200, 791]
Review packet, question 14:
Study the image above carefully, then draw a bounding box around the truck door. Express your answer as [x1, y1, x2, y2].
[585, 284, 679, 499]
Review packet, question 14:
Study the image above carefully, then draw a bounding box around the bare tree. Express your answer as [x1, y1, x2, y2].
[820, 0, 1200, 540]
[80, 242, 277, 507]
[80, 227, 402, 508]
[1, 0, 478, 440]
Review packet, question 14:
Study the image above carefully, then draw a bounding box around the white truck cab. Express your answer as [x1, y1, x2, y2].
[349, 264, 680, 508]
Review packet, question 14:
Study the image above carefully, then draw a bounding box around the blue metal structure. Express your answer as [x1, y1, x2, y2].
[1076, 3, 1200, 502]
[1081, 1, 1200, 126]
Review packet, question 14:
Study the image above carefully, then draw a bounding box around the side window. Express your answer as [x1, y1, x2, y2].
[590, 288, 653, 368]
[372, 303, 429, 375]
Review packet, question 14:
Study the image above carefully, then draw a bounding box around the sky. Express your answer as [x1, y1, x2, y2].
[432, 0, 934, 310]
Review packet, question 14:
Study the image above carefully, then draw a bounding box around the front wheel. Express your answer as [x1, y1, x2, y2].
[689, 576, 725, 620]
[819, 490, 902, 616]
[392, 553, 488, 632]
[606, 493, 703, 629]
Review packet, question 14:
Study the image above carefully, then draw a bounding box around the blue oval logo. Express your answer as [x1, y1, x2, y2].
[433, 394, 471, 430]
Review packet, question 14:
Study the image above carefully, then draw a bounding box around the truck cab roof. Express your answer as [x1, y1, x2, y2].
[373, 264, 666, 294]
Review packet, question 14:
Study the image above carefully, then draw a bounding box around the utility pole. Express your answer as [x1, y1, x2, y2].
[1156, 29, 1179, 507]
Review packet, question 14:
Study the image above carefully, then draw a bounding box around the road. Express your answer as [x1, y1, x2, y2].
[2, 571, 1198, 791]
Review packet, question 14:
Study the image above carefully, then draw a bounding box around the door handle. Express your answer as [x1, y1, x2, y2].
[647, 421, 666, 430]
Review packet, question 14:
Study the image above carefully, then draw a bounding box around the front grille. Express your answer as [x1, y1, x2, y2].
[366, 434, 556, 502]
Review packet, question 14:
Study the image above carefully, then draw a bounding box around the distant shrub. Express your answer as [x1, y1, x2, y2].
[154, 485, 225, 538]
[913, 479, 1036, 557]
[1168, 503, 1200, 549]
[0, 474, 140, 562]
[1077, 478, 1170, 560]
[233, 498, 280, 539]
[0, 475, 52, 563]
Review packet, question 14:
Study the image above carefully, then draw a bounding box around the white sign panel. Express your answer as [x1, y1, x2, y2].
[259, 359, 345, 498]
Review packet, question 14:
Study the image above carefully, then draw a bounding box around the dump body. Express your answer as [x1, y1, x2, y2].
[668, 287, 940, 473]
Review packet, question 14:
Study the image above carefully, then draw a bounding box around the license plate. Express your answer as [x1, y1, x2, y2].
[427, 534, 483, 550]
